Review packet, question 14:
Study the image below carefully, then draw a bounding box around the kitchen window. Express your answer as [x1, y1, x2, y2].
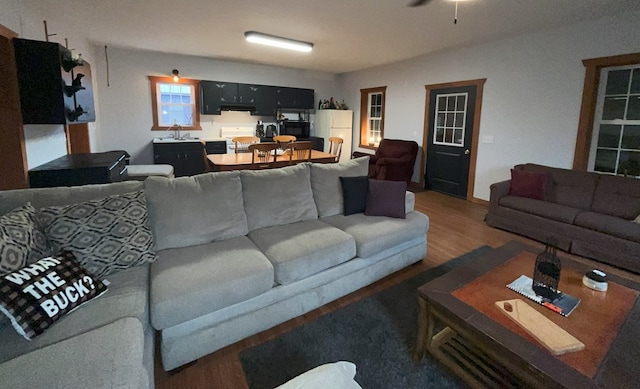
[148, 76, 202, 131]
[588, 65, 640, 177]
[359, 86, 386, 149]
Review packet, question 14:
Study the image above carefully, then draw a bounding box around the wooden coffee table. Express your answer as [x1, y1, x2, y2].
[414, 241, 640, 388]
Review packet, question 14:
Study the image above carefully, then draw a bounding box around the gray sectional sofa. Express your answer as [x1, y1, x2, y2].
[0, 156, 429, 385]
[486, 163, 640, 273]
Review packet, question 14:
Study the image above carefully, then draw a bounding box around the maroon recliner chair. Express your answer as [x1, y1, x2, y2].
[353, 139, 418, 184]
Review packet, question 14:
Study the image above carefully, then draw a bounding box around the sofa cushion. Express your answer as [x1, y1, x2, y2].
[248, 220, 356, 284]
[0, 317, 148, 388]
[340, 176, 369, 216]
[241, 164, 318, 232]
[0, 181, 144, 217]
[145, 172, 248, 251]
[322, 211, 429, 258]
[365, 179, 406, 219]
[499, 196, 582, 224]
[38, 190, 157, 278]
[0, 263, 149, 363]
[0, 203, 50, 276]
[590, 175, 640, 220]
[0, 252, 108, 340]
[508, 169, 548, 200]
[150, 236, 274, 330]
[518, 164, 599, 210]
[574, 212, 640, 244]
[310, 156, 370, 217]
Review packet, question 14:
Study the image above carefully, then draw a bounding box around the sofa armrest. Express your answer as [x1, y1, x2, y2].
[489, 179, 511, 211]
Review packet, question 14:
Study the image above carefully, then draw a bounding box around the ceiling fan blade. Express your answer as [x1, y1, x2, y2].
[408, 0, 433, 7]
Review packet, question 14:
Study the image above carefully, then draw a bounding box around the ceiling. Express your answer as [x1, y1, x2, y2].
[35, 0, 636, 74]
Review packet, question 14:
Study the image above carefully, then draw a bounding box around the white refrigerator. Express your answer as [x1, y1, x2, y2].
[313, 109, 353, 163]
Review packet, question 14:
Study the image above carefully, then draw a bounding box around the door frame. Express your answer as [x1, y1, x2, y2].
[420, 78, 486, 201]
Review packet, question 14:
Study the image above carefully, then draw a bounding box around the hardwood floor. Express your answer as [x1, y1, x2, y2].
[154, 190, 639, 388]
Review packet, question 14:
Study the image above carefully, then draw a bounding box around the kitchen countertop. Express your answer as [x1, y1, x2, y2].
[153, 137, 227, 143]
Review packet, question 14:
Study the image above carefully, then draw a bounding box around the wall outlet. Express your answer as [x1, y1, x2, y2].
[482, 135, 494, 144]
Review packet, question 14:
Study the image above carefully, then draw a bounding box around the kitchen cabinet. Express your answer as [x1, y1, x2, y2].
[200, 81, 271, 114]
[240, 84, 277, 116]
[276, 87, 314, 110]
[153, 141, 206, 177]
[13, 38, 95, 124]
[200, 80, 313, 115]
[29, 151, 126, 188]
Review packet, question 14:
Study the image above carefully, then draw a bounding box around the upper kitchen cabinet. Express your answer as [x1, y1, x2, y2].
[239, 84, 277, 116]
[276, 87, 314, 110]
[13, 38, 95, 124]
[200, 81, 261, 115]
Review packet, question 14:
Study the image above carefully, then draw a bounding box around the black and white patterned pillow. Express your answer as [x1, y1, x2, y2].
[0, 203, 51, 276]
[0, 252, 107, 340]
[38, 191, 157, 278]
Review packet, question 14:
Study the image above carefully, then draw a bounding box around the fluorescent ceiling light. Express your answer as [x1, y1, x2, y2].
[244, 31, 313, 53]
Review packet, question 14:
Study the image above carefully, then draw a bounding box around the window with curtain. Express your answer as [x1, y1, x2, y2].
[359, 86, 386, 149]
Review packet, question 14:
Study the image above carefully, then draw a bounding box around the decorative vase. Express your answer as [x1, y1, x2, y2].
[532, 239, 561, 300]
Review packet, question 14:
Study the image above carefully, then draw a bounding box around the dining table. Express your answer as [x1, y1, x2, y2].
[207, 149, 337, 171]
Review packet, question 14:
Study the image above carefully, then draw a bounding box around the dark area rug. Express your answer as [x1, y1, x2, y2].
[240, 245, 493, 388]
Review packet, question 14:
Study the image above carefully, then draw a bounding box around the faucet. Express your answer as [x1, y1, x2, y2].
[169, 124, 183, 140]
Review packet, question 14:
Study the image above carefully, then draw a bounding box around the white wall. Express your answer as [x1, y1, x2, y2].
[0, 0, 99, 168]
[93, 47, 338, 164]
[339, 10, 640, 200]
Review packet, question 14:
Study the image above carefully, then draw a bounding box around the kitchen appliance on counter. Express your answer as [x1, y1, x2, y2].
[279, 121, 310, 138]
[266, 123, 278, 138]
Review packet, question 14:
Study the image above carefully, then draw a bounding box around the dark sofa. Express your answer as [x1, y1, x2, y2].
[486, 163, 640, 273]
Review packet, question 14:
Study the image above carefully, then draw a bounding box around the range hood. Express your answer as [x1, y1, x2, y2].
[220, 104, 256, 112]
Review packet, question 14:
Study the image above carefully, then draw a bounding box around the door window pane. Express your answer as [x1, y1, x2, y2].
[433, 92, 467, 147]
[631, 69, 640, 94]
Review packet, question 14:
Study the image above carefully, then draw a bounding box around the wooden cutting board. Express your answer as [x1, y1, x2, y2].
[495, 299, 585, 355]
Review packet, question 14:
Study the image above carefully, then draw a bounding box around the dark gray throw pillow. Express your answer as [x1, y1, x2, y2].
[0, 203, 51, 276]
[0, 251, 108, 340]
[340, 176, 370, 216]
[38, 191, 157, 278]
[365, 179, 407, 219]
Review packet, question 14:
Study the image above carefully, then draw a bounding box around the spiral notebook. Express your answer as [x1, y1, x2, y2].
[506, 275, 581, 317]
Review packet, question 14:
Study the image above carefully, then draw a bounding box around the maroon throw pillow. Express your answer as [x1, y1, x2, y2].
[365, 179, 407, 219]
[509, 169, 547, 200]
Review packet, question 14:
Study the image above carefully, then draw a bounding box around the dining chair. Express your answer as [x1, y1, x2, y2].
[232, 136, 260, 154]
[328, 137, 344, 162]
[273, 135, 297, 150]
[248, 142, 278, 169]
[286, 141, 313, 164]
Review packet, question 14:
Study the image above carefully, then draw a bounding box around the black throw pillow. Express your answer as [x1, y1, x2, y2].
[340, 176, 370, 216]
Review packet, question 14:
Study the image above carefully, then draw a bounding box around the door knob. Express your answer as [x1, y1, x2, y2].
[464, 149, 470, 155]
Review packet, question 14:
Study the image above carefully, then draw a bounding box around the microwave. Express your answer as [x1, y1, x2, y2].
[279, 121, 310, 138]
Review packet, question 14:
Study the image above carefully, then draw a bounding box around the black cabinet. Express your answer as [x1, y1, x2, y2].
[153, 142, 207, 177]
[200, 80, 313, 115]
[13, 38, 95, 124]
[276, 87, 314, 110]
[240, 84, 277, 116]
[29, 151, 126, 188]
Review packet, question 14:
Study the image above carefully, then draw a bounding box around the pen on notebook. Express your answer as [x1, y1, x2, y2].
[542, 301, 562, 314]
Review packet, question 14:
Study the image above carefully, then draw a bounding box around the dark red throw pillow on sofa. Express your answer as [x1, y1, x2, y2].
[508, 169, 548, 200]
